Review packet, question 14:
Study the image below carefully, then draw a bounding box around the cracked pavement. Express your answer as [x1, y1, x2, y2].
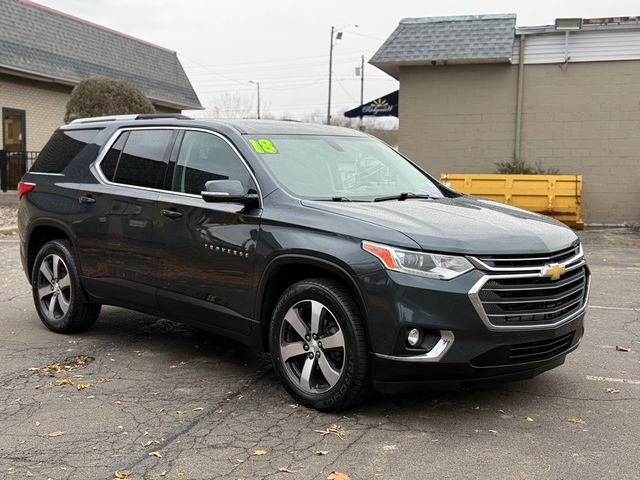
[0, 228, 639, 479]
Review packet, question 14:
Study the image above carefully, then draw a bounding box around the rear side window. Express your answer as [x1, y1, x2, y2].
[110, 130, 174, 189]
[30, 129, 101, 173]
[99, 133, 127, 181]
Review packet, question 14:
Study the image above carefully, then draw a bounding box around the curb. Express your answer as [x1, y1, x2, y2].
[0, 225, 18, 235]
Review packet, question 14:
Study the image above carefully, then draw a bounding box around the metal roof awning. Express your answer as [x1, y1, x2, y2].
[344, 90, 399, 118]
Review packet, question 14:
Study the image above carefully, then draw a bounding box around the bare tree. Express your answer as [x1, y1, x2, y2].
[207, 92, 256, 119]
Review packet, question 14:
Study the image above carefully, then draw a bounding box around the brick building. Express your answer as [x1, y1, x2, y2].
[0, 0, 201, 154]
[371, 14, 640, 225]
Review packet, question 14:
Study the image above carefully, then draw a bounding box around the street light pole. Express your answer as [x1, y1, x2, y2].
[249, 80, 260, 119]
[359, 54, 364, 129]
[327, 26, 335, 125]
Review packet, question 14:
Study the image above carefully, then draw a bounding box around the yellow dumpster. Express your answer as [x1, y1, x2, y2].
[440, 174, 584, 229]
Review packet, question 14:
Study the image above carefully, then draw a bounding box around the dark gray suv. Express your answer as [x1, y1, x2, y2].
[18, 115, 589, 410]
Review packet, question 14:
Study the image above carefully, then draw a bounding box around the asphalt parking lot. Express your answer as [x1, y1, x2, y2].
[0, 228, 638, 480]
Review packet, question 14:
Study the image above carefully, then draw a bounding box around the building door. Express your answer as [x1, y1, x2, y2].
[2, 108, 26, 152]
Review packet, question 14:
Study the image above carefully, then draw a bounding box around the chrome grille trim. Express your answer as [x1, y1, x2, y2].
[469, 244, 583, 272]
[469, 260, 590, 331]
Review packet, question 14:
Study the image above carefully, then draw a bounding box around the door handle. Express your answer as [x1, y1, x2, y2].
[160, 208, 183, 219]
[78, 195, 96, 205]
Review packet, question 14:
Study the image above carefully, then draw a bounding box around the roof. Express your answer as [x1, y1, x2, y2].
[0, 0, 202, 110]
[62, 116, 367, 137]
[370, 14, 517, 78]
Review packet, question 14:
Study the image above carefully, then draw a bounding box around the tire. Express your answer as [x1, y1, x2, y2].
[31, 239, 101, 333]
[269, 278, 370, 410]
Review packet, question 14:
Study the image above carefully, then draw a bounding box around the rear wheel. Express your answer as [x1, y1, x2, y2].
[269, 278, 370, 410]
[31, 240, 100, 333]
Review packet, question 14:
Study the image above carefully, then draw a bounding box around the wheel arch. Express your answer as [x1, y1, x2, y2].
[256, 254, 370, 352]
[26, 219, 76, 282]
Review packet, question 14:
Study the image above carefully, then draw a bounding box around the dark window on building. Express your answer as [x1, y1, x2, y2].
[113, 130, 174, 189]
[99, 132, 128, 182]
[30, 129, 101, 173]
[172, 131, 254, 195]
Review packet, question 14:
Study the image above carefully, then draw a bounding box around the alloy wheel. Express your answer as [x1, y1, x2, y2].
[279, 299, 346, 394]
[37, 253, 72, 323]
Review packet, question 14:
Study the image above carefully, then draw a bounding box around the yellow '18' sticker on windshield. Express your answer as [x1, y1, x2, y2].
[249, 138, 278, 154]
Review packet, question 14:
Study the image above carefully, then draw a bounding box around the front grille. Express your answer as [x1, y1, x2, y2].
[471, 332, 575, 366]
[476, 264, 588, 328]
[475, 244, 581, 269]
[509, 332, 575, 362]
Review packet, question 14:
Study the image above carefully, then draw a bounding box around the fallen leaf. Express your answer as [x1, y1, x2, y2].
[526, 417, 534, 422]
[327, 472, 352, 480]
[606, 388, 621, 394]
[114, 470, 131, 479]
[315, 450, 329, 456]
[76, 383, 92, 390]
[253, 449, 268, 456]
[314, 424, 345, 440]
[148, 451, 162, 458]
[177, 471, 185, 477]
[193, 407, 204, 411]
[48, 431, 64, 437]
[497, 409, 506, 414]
[159, 472, 167, 477]
[26, 470, 33, 477]
[288, 403, 300, 409]
[34, 421, 40, 427]
[114, 401, 123, 405]
[55, 378, 72, 386]
[279, 467, 294, 473]
[176, 411, 186, 415]
[616, 345, 631, 352]
[141, 440, 160, 447]
[567, 417, 585, 425]
[86, 395, 95, 399]
[488, 429, 497, 434]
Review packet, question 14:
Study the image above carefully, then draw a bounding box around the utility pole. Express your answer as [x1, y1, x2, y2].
[249, 80, 260, 119]
[359, 54, 364, 130]
[327, 26, 335, 125]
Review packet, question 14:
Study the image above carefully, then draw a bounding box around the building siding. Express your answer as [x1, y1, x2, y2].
[0, 73, 71, 151]
[512, 29, 640, 65]
[398, 61, 640, 224]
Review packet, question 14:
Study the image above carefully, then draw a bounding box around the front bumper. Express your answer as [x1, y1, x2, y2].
[357, 266, 587, 393]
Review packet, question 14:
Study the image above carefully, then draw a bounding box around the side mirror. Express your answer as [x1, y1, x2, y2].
[201, 180, 259, 207]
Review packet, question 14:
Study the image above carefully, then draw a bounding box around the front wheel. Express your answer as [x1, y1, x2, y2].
[269, 278, 370, 410]
[31, 240, 101, 333]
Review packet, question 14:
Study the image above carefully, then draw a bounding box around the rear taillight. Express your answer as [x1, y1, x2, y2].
[17, 181, 36, 199]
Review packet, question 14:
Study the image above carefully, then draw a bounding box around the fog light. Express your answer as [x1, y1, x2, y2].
[407, 328, 422, 347]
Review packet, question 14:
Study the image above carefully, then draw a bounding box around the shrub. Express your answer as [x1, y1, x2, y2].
[495, 159, 559, 175]
[64, 78, 155, 122]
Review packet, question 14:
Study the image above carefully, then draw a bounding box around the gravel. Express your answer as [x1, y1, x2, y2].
[0, 205, 18, 228]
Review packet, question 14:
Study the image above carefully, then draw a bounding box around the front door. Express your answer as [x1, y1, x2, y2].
[155, 129, 261, 336]
[2, 108, 26, 152]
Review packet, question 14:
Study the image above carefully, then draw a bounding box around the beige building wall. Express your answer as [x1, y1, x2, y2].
[0, 73, 71, 151]
[398, 61, 640, 224]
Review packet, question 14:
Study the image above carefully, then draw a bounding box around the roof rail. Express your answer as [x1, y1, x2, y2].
[69, 113, 192, 124]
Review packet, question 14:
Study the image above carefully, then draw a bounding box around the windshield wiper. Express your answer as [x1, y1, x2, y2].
[373, 192, 435, 202]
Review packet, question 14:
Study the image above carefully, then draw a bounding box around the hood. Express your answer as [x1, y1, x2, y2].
[302, 196, 578, 255]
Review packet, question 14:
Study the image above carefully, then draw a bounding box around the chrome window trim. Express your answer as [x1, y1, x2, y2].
[91, 126, 263, 208]
[468, 244, 583, 272]
[374, 330, 454, 362]
[27, 172, 65, 176]
[468, 260, 590, 331]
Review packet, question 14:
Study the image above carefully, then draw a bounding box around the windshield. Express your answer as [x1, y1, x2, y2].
[245, 135, 443, 200]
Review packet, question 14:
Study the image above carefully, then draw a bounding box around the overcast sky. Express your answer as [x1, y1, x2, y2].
[37, 0, 640, 120]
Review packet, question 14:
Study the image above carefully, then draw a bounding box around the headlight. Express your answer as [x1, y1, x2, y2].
[362, 241, 473, 280]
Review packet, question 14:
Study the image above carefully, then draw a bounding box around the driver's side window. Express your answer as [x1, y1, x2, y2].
[172, 131, 254, 195]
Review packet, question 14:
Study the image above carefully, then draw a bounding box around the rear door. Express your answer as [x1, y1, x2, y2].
[154, 129, 261, 335]
[74, 128, 177, 311]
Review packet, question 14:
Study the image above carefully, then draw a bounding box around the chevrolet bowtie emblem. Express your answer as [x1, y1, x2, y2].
[541, 263, 566, 280]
